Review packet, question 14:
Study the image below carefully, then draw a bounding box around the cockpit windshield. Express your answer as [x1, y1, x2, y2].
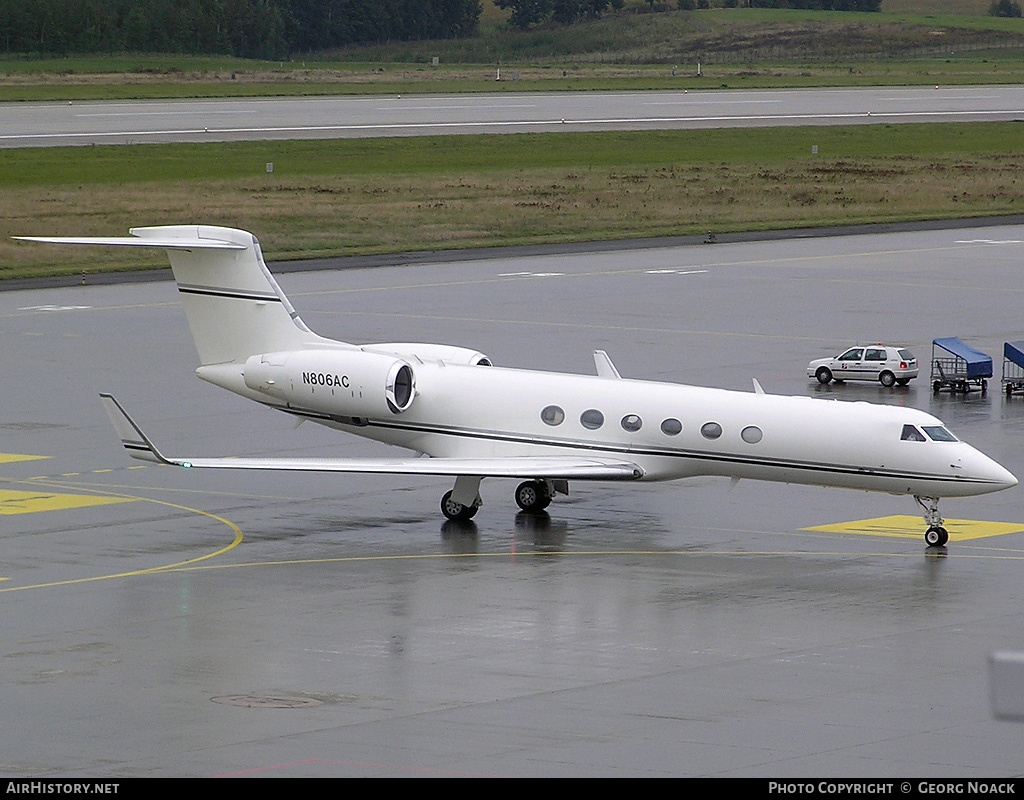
[901, 424, 958, 442]
[901, 424, 926, 442]
[922, 426, 957, 442]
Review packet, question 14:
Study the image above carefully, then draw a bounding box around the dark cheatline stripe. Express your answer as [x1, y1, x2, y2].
[277, 408, 998, 488]
[178, 285, 282, 303]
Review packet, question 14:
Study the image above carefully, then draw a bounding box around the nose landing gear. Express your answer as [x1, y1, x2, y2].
[915, 495, 949, 547]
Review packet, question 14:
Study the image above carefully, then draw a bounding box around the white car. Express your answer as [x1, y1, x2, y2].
[808, 345, 919, 387]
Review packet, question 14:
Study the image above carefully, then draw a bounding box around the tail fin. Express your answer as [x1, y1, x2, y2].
[17, 225, 325, 365]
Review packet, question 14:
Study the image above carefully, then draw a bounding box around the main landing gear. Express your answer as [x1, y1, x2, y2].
[439, 478, 563, 520]
[915, 495, 949, 547]
[440, 489, 480, 521]
[514, 480, 553, 513]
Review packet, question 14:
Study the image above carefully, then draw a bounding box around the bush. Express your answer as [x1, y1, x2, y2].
[990, 0, 1023, 16]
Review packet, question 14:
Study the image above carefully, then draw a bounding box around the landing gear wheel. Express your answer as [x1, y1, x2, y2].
[441, 490, 478, 521]
[515, 480, 552, 513]
[880, 370, 896, 387]
[815, 367, 833, 385]
[925, 526, 949, 547]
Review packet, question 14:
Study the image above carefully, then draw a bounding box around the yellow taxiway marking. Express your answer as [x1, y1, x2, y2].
[803, 515, 1024, 542]
[0, 479, 243, 593]
[0, 453, 49, 465]
[0, 488, 134, 515]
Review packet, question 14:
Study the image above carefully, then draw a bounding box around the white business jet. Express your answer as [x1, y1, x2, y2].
[19, 225, 1017, 547]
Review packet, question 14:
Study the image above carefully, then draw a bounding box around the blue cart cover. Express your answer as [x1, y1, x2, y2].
[1005, 341, 1024, 370]
[933, 337, 993, 378]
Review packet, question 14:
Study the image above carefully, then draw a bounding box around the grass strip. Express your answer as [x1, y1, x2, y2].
[2, 122, 1021, 279]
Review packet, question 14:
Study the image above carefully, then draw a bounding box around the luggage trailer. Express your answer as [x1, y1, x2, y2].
[1002, 341, 1024, 398]
[931, 337, 993, 395]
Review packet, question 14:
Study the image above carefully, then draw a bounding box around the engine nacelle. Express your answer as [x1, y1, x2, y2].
[243, 349, 415, 417]
[363, 342, 492, 367]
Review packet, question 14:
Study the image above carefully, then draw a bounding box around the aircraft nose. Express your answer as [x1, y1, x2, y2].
[993, 462, 1018, 490]
[969, 449, 1018, 492]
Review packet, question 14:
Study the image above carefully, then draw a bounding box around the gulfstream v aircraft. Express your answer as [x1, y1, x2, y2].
[19, 226, 1017, 547]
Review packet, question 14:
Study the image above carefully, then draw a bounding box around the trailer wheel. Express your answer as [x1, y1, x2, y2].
[933, 380, 942, 393]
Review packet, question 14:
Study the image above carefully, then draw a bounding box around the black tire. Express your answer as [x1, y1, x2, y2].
[933, 380, 942, 393]
[896, 378, 910, 386]
[441, 490, 478, 521]
[925, 526, 948, 547]
[879, 370, 896, 388]
[815, 367, 833, 385]
[515, 480, 551, 513]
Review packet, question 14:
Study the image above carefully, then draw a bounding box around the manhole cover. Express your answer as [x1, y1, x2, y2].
[212, 694, 323, 709]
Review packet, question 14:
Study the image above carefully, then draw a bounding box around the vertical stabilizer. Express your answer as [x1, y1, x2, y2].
[131, 225, 322, 365]
[18, 225, 330, 365]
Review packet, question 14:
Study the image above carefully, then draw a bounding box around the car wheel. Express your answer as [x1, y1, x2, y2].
[880, 371, 896, 387]
[896, 378, 910, 386]
[815, 367, 833, 385]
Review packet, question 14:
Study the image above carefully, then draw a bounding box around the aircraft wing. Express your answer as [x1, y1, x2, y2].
[100, 394, 645, 481]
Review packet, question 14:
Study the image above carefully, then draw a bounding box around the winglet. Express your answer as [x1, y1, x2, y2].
[752, 378, 765, 395]
[594, 350, 622, 379]
[99, 393, 173, 465]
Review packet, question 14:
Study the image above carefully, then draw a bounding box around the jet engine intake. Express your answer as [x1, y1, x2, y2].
[243, 349, 415, 416]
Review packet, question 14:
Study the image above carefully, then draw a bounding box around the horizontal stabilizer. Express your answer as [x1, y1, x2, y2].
[100, 394, 645, 481]
[15, 235, 246, 251]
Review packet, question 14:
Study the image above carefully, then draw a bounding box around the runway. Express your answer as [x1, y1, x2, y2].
[3, 224, 1024, 776]
[2, 85, 1022, 147]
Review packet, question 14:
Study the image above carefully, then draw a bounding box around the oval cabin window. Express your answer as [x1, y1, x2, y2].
[701, 422, 723, 440]
[661, 418, 682, 436]
[541, 405, 565, 426]
[621, 414, 642, 432]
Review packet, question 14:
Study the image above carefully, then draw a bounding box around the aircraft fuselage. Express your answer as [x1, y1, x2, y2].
[201, 357, 1015, 500]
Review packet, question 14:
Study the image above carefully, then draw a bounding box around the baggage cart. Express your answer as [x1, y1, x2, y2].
[1002, 341, 1024, 398]
[931, 337, 992, 395]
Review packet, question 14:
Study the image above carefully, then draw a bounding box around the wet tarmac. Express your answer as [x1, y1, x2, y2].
[3, 224, 1024, 777]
